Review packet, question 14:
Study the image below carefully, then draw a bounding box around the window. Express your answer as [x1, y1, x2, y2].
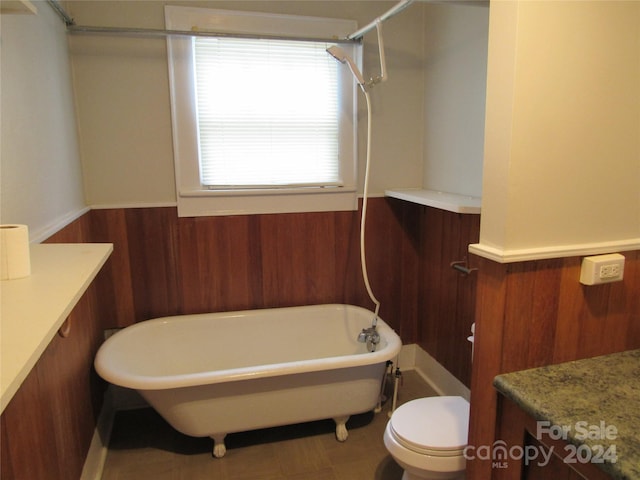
[165, 6, 360, 217]
[194, 38, 339, 188]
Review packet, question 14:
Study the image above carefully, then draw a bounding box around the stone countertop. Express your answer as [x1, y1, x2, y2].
[494, 349, 640, 480]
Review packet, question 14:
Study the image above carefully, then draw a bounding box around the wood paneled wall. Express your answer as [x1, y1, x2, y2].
[467, 251, 640, 479]
[417, 205, 481, 386]
[390, 200, 481, 386]
[89, 201, 412, 339]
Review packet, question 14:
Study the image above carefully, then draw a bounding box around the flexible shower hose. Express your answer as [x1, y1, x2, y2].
[360, 88, 381, 324]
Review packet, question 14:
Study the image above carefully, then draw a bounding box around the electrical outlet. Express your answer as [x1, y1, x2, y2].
[580, 253, 625, 285]
[599, 264, 620, 279]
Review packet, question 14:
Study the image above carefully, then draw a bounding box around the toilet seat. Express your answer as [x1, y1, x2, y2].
[389, 396, 469, 457]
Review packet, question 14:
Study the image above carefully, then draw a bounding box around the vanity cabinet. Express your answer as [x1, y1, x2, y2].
[1, 242, 113, 479]
[491, 350, 640, 480]
[524, 439, 586, 480]
[1, 281, 105, 479]
[494, 395, 610, 480]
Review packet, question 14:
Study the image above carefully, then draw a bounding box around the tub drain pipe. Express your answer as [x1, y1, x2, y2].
[375, 360, 394, 413]
[388, 367, 403, 418]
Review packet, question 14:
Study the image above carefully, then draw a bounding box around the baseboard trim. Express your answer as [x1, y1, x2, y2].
[401, 343, 471, 401]
[80, 389, 116, 480]
[80, 385, 148, 480]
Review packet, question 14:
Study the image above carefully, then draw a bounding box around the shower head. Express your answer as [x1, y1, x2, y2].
[326, 45, 366, 86]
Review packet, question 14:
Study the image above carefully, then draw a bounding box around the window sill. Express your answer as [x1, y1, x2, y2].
[177, 188, 357, 217]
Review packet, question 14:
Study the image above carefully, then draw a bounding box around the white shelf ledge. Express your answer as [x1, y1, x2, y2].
[1, 243, 113, 412]
[0, 0, 37, 14]
[385, 188, 481, 214]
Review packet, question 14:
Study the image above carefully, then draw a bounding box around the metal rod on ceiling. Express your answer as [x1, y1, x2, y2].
[47, 0, 75, 26]
[45, 0, 354, 44]
[66, 25, 356, 44]
[347, 0, 415, 40]
[48, 0, 411, 44]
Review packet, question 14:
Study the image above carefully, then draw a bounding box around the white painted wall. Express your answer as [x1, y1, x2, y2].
[66, 1, 425, 207]
[5, 1, 636, 261]
[0, 2, 87, 242]
[422, 3, 489, 198]
[471, 0, 640, 262]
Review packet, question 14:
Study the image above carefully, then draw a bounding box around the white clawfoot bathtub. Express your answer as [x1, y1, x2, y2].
[95, 304, 402, 457]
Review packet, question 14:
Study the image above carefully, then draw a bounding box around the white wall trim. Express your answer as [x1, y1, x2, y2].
[394, 343, 470, 400]
[80, 386, 148, 480]
[30, 206, 91, 244]
[410, 344, 471, 401]
[88, 195, 388, 212]
[469, 238, 640, 263]
[80, 388, 116, 480]
[90, 201, 178, 210]
[395, 343, 417, 371]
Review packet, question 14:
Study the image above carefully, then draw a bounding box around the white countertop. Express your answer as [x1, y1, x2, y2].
[0, 243, 113, 412]
[385, 188, 481, 214]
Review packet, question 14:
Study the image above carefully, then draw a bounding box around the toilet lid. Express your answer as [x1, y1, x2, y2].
[390, 396, 469, 455]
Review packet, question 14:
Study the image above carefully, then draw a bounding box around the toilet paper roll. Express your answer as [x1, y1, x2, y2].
[0, 224, 31, 280]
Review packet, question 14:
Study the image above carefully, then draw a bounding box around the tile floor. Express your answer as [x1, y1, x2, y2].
[101, 370, 438, 480]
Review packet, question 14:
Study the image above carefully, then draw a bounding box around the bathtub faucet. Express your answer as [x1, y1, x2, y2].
[358, 326, 380, 352]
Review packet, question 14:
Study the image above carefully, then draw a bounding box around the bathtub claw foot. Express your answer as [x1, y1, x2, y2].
[334, 416, 349, 442]
[211, 435, 227, 458]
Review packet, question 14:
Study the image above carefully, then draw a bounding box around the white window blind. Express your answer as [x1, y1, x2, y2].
[194, 38, 341, 189]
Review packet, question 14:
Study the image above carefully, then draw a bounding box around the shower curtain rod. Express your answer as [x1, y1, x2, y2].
[48, 0, 413, 43]
[46, 0, 355, 44]
[65, 25, 356, 44]
[347, 0, 415, 40]
[47, 0, 74, 26]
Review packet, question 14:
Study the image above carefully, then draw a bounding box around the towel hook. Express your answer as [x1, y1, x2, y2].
[450, 260, 477, 276]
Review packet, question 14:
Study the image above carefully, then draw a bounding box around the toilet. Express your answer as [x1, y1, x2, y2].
[383, 395, 470, 480]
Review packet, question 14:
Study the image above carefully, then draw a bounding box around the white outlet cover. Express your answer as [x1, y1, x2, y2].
[579, 253, 625, 286]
